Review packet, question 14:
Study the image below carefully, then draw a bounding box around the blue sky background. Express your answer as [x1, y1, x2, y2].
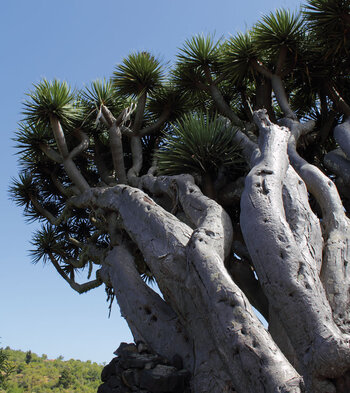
[0, 0, 302, 364]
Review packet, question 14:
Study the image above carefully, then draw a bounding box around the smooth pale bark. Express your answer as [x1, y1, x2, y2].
[108, 123, 127, 184]
[209, 84, 245, 127]
[270, 76, 297, 120]
[325, 120, 350, 189]
[70, 179, 303, 393]
[103, 245, 193, 367]
[133, 175, 303, 393]
[324, 148, 350, 185]
[127, 136, 143, 185]
[48, 252, 102, 293]
[333, 119, 350, 159]
[49, 116, 90, 193]
[100, 105, 128, 184]
[282, 166, 323, 273]
[284, 118, 350, 334]
[240, 111, 350, 392]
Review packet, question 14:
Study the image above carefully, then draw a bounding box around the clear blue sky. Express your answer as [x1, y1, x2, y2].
[0, 0, 302, 364]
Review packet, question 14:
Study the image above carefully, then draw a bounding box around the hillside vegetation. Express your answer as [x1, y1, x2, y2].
[0, 347, 102, 393]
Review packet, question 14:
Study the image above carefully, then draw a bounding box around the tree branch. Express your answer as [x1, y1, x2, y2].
[226, 257, 269, 320]
[39, 143, 62, 163]
[48, 253, 102, 293]
[104, 245, 194, 368]
[241, 111, 350, 384]
[49, 116, 90, 193]
[282, 165, 323, 273]
[327, 84, 350, 117]
[271, 75, 297, 119]
[333, 118, 350, 160]
[127, 136, 143, 186]
[126, 93, 147, 185]
[101, 105, 127, 184]
[139, 172, 303, 393]
[68, 129, 90, 160]
[29, 194, 71, 226]
[209, 84, 245, 127]
[138, 109, 170, 137]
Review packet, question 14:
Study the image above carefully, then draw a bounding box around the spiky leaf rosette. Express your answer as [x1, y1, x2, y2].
[304, 0, 350, 58]
[147, 84, 193, 122]
[171, 63, 209, 103]
[171, 35, 221, 101]
[155, 113, 245, 178]
[10, 172, 37, 210]
[220, 32, 259, 83]
[30, 224, 65, 264]
[14, 122, 54, 159]
[23, 79, 82, 128]
[112, 52, 164, 97]
[177, 34, 221, 69]
[80, 79, 126, 122]
[252, 9, 304, 55]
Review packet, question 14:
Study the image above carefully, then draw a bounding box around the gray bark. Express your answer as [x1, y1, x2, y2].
[284, 118, 350, 334]
[240, 111, 350, 392]
[49, 116, 90, 192]
[71, 174, 304, 393]
[42, 100, 350, 392]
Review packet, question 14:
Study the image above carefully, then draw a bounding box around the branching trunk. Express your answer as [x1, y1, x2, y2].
[284, 118, 350, 334]
[241, 111, 350, 392]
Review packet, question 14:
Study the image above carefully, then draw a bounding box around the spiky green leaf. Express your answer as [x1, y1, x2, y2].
[112, 52, 164, 97]
[23, 79, 81, 128]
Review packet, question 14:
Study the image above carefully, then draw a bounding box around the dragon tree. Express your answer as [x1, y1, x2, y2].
[10, 1, 350, 392]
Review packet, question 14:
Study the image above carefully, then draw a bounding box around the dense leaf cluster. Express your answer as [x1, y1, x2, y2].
[0, 348, 102, 393]
[9, 0, 350, 298]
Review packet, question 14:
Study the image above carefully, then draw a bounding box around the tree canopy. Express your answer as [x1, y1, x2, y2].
[10, 1, 350, 392]
[0, 347, 102, 393]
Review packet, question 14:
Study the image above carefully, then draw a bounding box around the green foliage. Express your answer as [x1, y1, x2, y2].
[56, 368, 73, 388]
[25, 351, 32, 365]
[14, 122, 53, 160]
[220, 32, 258, 83]
[253, 9, 304, 53]
[177, 34, 221, 68]
[30, 224, 64, 264]
[304, 0, 350, 57]
[0, 348, 103, 393]
[80, 79, 126, 122]
[23, 79, 81, 128]
[112, 51, 164, 96]
[0, 346, 15, 388]
[155, 112, 245, 178]
[10, 0, 350, 300]
[9, 173, 37, 209]
[146, 84, 193, 122]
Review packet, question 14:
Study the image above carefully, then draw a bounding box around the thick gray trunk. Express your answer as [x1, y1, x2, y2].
[70, 111, 350, 392]
[240, 111, 350, 392]
[75, 178, 302, 393]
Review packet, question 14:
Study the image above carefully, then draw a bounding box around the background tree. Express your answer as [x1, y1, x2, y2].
[25, 351, 32, 365]
[10, 0, 350, 392]
[0, 347, 102, 393]
[0, 345, 15, 389]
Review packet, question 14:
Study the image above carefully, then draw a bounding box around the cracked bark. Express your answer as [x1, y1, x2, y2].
[284, 118, 350, 334]
[69, 176, 304, 392]
[241, 111, 350, 392]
